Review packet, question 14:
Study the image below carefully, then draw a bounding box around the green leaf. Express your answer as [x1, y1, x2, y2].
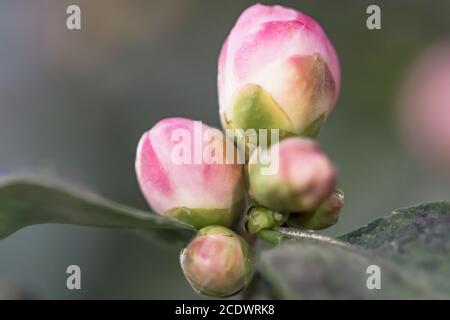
[340, 201, 450, 291]
[257, 202, 450, 299]
[0, 177, 194, 246]
[258, 235, 442, 299]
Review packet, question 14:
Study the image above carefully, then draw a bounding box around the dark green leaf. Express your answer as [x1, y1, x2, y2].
[257, 202, 450, 299]
[0, 178, 194, 246]
[258, 235, 442, 299]
[340, 201, 450, 291]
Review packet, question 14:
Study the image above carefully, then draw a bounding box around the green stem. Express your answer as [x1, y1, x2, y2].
[256, 229, 284, 245]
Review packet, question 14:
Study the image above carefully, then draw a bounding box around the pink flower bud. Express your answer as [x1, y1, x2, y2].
[135, 118, 245, 228]
[248, 137, 336, 213]
[180, 226, 254, 297]
[218, 4, 340, 136]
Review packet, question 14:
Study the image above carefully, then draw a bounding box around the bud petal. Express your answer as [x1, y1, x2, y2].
[218, 4, 340, 136]
[248, 137, 336, 213]
[287, 189, 344, 230]
[180, 226, 254, 297]
[135, 118, 245, 228]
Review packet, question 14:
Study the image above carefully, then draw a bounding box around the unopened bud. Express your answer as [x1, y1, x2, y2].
[218, 4, 340, 138]
[135, 118, 245, 229]
[248, 137, 336, 213]
[180, 226, 254, 297]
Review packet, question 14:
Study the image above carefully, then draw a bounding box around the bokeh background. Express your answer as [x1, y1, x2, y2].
[0, 0, 449, 299]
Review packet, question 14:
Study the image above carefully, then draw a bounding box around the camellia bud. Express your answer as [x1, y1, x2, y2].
[218, 4, 340, 138]
[180, 226, 254, 297]
[248, 137, 336, 213]
[287, 189, 344, 230]
[135, 117, 245, 229]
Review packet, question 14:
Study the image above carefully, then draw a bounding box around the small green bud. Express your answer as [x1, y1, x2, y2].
[245, 206, 285, 234]
[287, 189, 344, 230]
[180, 226, 254, 297]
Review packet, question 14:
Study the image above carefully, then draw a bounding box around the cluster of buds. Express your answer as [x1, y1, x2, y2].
[136, 117, 251, 296]
[135, 4, 343, 297]
[219, 4, 343, 234]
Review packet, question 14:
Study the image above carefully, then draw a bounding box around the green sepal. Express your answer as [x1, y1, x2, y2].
[287, 189, 344, 230]
[225, 84, 296, 159]
[231, 84, 294, 133]
[300, 113, 326, 138]
[166, 207, 234, 229]
[246, 206, 286, 234]
[248, 161, 302, 213]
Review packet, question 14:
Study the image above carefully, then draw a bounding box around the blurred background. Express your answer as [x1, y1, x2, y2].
[0, 0, 449, 299]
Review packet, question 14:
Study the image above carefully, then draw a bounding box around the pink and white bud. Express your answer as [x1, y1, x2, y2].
[180, 226, 254, 297]
[248, 137, 336, 213]
[135, 117, 245, 228]
[218, 4, 340, 137]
